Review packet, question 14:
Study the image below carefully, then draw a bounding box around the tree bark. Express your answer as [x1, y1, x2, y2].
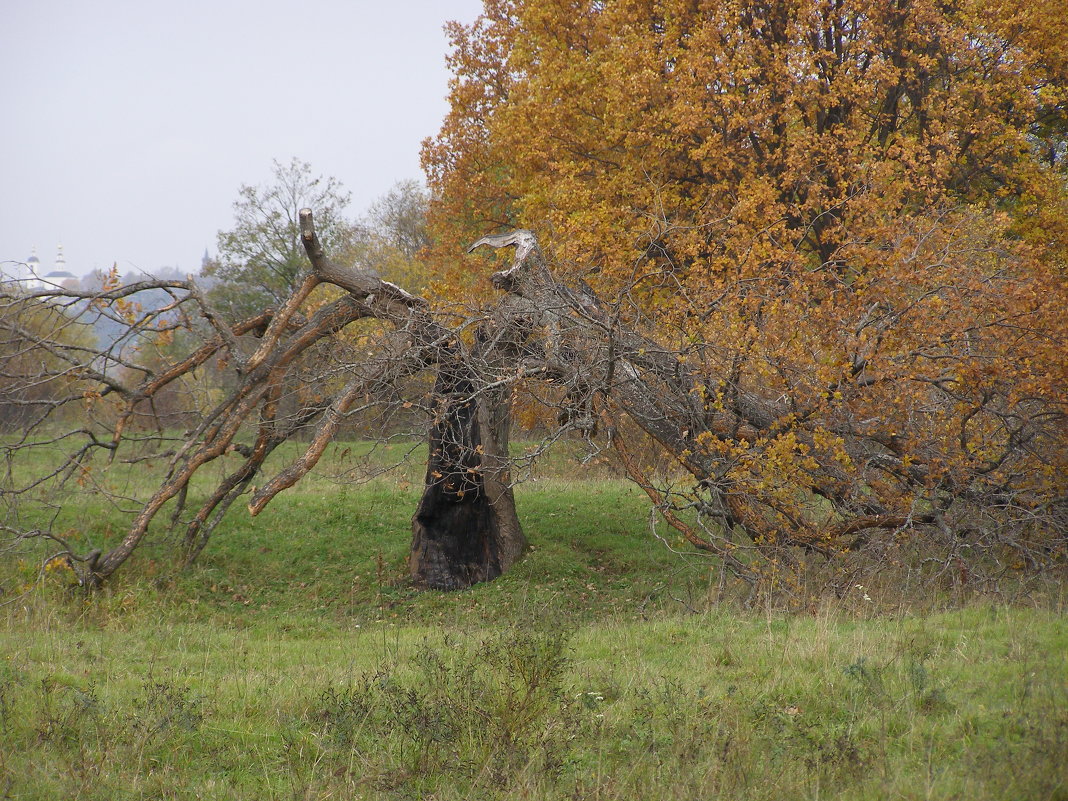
[408, 344, 526, 590]
[297, 208, 526, 590]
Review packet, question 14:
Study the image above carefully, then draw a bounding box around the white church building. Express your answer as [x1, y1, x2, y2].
[1, 246, 79, 292]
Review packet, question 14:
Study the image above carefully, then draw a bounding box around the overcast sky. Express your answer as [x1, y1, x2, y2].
[0, 0, 485, 278]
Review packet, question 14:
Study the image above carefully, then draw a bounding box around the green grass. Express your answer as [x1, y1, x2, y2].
[1, 438, 1066, 799]
[2, 603, 1065, 800]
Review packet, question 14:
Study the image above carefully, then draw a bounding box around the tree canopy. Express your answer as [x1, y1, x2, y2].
[205, 158, 357, 320]
[426, 0, 1068, 278]
[351, 180, 433, 292]
[422, 0, 1068, 572]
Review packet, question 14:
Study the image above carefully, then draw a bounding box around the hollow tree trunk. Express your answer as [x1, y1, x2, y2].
[409, 350, 525, 589]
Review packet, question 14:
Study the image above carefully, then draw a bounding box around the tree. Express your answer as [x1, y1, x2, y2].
[425, 0, 1068, 281]
[204, 158, 357, 320]
[0, 295, 96, 432]
[362, 179, 431, 263]
[351, 180, 433, 292]
[3, 1, 1066, 597]
[420, 0, 1068, 586]
[3, 206, 1063, 593]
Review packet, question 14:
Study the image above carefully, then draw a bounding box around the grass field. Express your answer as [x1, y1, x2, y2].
[1, 440, 1066, 799]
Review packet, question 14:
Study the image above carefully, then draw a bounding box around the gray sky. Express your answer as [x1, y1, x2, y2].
[0, 0, 484, 278]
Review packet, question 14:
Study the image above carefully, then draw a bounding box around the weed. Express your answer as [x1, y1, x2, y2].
[906, 658, 951, 714]
[843, 656, 885, 698]
[32, 677, 111, 797]
[0, 678, 12, 733]
[135, 679, 205, 737]
[306, 625, 581, 796]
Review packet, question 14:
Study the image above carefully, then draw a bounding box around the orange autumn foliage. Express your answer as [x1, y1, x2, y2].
[423, 0, 1068, 574]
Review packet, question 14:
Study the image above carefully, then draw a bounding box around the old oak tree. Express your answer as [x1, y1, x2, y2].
[2, 0, 1065, 594]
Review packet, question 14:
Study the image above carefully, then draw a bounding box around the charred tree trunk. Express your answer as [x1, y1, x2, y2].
[409, 344, 525, 590]
[298, 208, 526, 590]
